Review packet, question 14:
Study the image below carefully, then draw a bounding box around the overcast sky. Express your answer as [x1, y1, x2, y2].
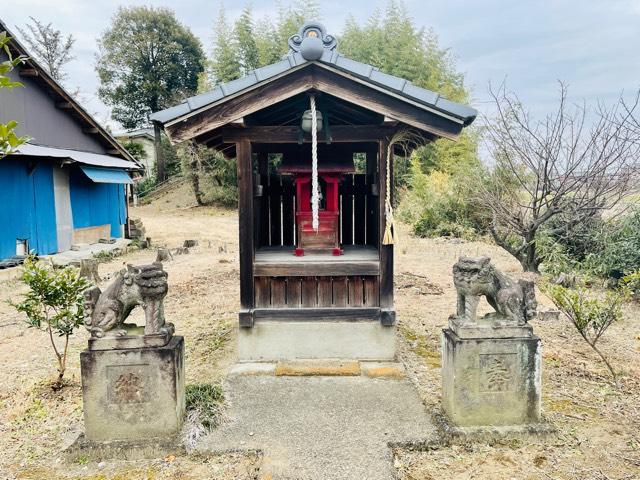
[3, 0, 640, 131]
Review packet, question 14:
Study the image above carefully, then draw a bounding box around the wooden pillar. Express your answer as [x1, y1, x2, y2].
[153, 122, 166, 183]
[237, 139, 255, 327]
[378, 138, 395, 326]
[365, 146, 378, 247]
[365, 145, 377, 176]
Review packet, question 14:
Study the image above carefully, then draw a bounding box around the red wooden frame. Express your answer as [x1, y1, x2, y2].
[293, 173, 343, 256]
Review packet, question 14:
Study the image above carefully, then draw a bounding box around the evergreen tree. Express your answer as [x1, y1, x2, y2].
[96, 6, 205, 129]
[16, 17, 75, 84]
[340, 1, 466, 102]
[210, 6, 242, 84]
[234, 6, 260, 74]
[204, 1, 320, 87]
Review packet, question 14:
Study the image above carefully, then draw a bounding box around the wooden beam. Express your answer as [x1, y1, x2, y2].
[19, 68, 38, 77]
[83, 127, 100, 134]
[56, 102, 73, 109]
[237, 139, 255, 327]
[253, 260, 379, 277]
[221, 125, 397, 144]
[252, 142, 377, 154]
[378, 137, 395, 326]
[166, 69, 314, 143]
[253, 308, 381, 322]
[314, 67, 463, 140]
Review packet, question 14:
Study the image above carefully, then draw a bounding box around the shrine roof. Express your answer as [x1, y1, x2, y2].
[150, 22, 477, 130]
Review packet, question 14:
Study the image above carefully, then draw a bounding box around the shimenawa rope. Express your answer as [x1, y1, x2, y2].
[382, 140, 396, 245]
[310, 95, 319, 232]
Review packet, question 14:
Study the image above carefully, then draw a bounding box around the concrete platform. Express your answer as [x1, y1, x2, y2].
[46, 238, 131, 267]
[198, 375, 436, 480]
[238, 321, 396, 361]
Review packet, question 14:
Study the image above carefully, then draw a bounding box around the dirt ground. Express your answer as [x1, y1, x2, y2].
[0, 181, 638, 480]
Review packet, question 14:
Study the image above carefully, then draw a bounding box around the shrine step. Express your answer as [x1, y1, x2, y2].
[237, 320, 396, 361]
[229, 361, 406, 378]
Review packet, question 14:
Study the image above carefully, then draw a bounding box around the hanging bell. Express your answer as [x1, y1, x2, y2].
[301, 109, 323, 133]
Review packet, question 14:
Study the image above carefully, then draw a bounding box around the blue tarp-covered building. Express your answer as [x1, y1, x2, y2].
[0, 20, 141, 259]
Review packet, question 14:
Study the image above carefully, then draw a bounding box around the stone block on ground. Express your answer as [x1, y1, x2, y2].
[275, 360, 360, 376]
[80, 336, 185, 442]
[360, 361, 406, 378]
[229, 362, 277, 376]
[441, 327, 541, 428]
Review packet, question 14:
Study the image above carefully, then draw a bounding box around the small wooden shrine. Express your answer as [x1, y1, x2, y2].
[278, 152, 354, 256]
[151, 22, 476, 360]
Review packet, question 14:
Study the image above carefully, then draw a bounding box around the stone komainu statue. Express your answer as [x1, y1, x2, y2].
[83, 262, 174, 338]
[452, 256, 537, 325]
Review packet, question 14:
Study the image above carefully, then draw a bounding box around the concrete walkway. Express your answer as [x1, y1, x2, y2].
[197, 375, 437, 480]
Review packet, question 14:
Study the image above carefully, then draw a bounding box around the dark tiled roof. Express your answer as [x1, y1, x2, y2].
[150, 22, 477, 128]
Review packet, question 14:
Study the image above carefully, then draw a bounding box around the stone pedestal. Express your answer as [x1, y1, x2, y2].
[441, 321, 541, 428]
[80, 336, 185, 442]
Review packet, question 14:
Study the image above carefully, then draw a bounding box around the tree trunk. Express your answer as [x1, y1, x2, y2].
[190, 172, 204, 206]
[519, 235, 541, 273]
[154, 123, 166, 183]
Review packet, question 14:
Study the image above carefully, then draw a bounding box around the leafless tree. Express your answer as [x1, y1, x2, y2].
[479, 83, 640, 273]
[16, 17, 75, 83]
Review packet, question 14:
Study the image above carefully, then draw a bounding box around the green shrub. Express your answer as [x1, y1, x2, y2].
[583, 208, 640, 279]
[622, 270, 640, 299]
[536, 233, 578, 278]
[399, 151, 486, 239]
[135, 175, 157, 197]
[545, 213, 605, 263]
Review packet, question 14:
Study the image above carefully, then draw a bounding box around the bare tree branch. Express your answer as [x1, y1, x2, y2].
[479, 83, 640, 272]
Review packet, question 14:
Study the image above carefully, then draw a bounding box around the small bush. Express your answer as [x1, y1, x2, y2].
[10, 256, 91, 389]
[542, 282, 627, 385]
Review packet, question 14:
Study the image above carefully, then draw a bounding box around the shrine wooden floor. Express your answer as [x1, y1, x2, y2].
[254, 245, 379, 276]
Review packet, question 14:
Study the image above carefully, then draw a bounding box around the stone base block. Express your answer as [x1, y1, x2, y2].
[441, 328, 541, 427]
[238, 321, 396, 361]
[80, 336, 185, 442]
[64, 434, 185, 462]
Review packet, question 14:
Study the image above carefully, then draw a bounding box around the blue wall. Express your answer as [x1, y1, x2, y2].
[69, 167, 126, 238]
[0, 159, 127, 260]
[0, 158, 58, 258]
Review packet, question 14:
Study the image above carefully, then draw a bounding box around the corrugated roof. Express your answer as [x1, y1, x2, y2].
[12, 143, 139, 170]
[114, 128, 154, 140]
[150, 22, 477, 128]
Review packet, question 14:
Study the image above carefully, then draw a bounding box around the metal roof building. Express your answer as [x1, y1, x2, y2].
[0, 19, 141, 261]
